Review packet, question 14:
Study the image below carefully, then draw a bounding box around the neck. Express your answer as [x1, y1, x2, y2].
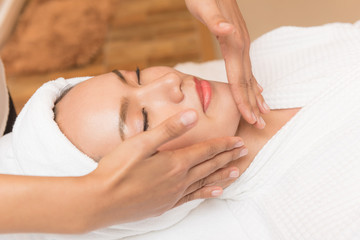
[232, 108, 300, 174]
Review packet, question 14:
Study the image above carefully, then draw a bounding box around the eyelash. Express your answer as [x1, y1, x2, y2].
[142, 108, 149, 131]
[136, 67, 149, 131]
[136, 67, 141, 85]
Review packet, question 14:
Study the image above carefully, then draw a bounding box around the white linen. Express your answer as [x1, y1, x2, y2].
[0, 58, 9, 136]
[0, 20, 360, 239]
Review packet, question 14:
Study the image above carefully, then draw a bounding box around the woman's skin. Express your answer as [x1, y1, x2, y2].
[233, 108, 300, 175]
[55, 67, 300, 188]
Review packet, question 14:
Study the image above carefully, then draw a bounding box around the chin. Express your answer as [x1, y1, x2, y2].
[208, 81, 241, 132]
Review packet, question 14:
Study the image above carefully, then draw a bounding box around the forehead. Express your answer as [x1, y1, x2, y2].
[65, 73, 124, 113]
[55, 73, 124, 158]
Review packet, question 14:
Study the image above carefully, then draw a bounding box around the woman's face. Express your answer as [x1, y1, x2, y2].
[55, 66, 241, 160]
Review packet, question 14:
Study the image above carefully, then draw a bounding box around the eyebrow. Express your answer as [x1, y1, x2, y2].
[112, 69, 128, 85]
[112, 69, 130, 140]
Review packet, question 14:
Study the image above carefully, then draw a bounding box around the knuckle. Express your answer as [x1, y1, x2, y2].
[170, 161, 187, 179]
[163, 121, 180, 138]
[205, 144, 219, 158]
[174, 160, 187, 174]
[197, 178, 206, 189]
[230, 80, 249, 89]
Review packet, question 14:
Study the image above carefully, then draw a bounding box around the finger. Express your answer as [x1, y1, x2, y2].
[241, 43, 265, 128]
[183, 167, 240, 195]
[237, 38, 265, 128]
[174, 136, 244, 169]
[120, 110, 198, 158]
[187, 146, 248, 185]
[246, 75, 267, 129]
[247, 75, 266, 129]
[252, 76, 270, 114]
[174, 186, 223, 208]
[188, 0, 234, 36]
[218, 32, 255, 123]
[238, 52, 268, 128]
[224, 49, 256, 124]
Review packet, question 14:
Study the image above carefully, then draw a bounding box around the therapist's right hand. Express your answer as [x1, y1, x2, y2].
[86, 109, 245, 231]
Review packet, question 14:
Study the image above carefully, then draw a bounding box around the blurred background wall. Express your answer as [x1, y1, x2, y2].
[1, 0, 359, 112]
[238, 0, 360, 41]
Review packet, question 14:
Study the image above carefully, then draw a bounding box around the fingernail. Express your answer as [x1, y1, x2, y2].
[218, 22, 232, 29]
[259, 116, 266, 127]
[211, 189, 223, 197]
[263, 102, 270, 112]
[234, 141, 244, 148]
[180, 111, 197, 126]
[238, 148, 248, 158]
[229, 170, 240, 178]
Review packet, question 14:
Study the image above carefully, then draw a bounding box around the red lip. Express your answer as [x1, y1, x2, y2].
[194, 77, 212, 112]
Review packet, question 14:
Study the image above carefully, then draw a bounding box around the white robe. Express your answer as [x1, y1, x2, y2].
[0, 21, 360, 239]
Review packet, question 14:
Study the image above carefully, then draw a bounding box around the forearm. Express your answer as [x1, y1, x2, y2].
[0, 174, 100, 234]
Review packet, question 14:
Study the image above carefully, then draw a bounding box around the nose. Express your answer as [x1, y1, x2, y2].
[137, 72, 184, 103]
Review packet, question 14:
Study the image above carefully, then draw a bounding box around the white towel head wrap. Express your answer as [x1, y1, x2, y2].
[12, 77, 98, 176]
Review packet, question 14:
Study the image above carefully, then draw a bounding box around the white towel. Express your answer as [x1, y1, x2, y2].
[0, 20, 360, 239]
[12, 76, 97, 177]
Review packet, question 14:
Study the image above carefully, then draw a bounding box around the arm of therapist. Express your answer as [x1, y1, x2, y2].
[0, 110, 244, 234]
[185, 0, 270, 129]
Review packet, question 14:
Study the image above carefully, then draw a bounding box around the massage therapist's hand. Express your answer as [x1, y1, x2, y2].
[85, 110, 245, 230]
[185, 0, 270, 129]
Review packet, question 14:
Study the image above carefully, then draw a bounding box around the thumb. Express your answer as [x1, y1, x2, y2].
[119, 109, 198, 158]
[193, 1, 233, 36]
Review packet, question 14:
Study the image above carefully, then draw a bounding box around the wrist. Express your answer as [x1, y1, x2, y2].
[78, 171, 129, 231]
[75, 174, 106, 232]
[56, 176, 103, 234]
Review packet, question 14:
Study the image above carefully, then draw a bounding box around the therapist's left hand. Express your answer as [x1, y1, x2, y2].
[185, 0, 270, 129]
